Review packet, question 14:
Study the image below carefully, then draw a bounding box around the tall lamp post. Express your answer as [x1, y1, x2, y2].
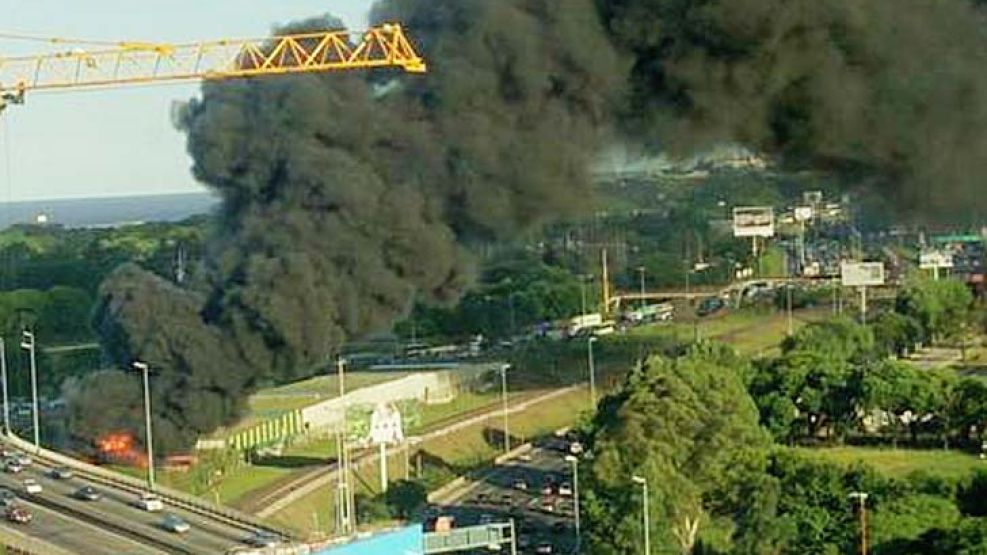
[0, 338, 9, 434]
[632, 475, 651, 555]
[637, 266, 646, 309]
[132, 361, 155, 490]
[19, 331, 39, 449]
[849, 491, 869, 555]
[500, 364, 511, 454]
[565, 455, 582, 553]
[587, 336, 598, 409]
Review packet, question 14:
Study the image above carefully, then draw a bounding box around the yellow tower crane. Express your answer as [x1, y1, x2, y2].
[0, 23, 426, 111]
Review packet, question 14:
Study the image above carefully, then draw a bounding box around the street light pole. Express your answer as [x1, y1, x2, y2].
[20, 331, 39, 449]
[566, 455, 581, 553]
[0, 338, 9, 434]
[850, 492, 869, 555]
[587, 337, 597, 409]
[637, 266, 646, 309]
[632, 475, 651, 555]
[132, 361, 155, 490]
[500, 364, 511, 455]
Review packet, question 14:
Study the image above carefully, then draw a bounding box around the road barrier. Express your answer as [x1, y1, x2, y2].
[0, 432, 296, 542]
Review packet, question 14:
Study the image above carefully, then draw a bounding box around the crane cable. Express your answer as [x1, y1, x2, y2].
[0, 31, 124, 47]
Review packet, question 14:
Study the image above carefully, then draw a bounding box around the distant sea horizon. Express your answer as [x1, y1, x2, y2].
[0, 192, 219, 230]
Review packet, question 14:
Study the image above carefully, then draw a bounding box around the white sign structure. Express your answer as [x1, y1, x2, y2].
[919, 251, 954, 270]
[368, 403, 404, 446]
[841, 262, 885, 325]
[794, 206, 814, 222]
[733, 206, 775, 238]
[841, 262, 886, 287]
[367, 403, 404, 494]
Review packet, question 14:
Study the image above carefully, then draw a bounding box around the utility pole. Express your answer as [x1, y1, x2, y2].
[336, 357, 355, 536]
[849, 492, 869, 555]
[20, 331, 39, 450]
[587, 337, 597, 409]
[566, 455, 581, 553]
[0, 338, 9, 434]
[500, 364, 511, 454]
[637, 266, 646, 309]
[632, 475, 651, 555]
[132, 361, 155, 490]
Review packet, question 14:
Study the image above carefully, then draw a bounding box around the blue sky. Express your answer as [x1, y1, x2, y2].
[0, 0, 374, 201]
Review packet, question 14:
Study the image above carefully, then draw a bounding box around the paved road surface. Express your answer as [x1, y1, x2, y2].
[440, 441, 578, 554]
[0, 451, 268, 554]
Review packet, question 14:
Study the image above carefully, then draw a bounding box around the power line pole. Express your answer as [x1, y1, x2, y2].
[0, 338, 9, 434]
[20, 331, 39, 450]
[132, 361, 155, 490]
[850, 492, 869, 555]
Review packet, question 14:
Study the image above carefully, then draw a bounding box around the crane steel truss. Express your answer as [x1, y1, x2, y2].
[0, 23, 425, 108]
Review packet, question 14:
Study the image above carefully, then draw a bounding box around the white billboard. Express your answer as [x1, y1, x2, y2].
[919, 250, 954, 269]
[367, 403, 404, 446]
[841, 262, 886, 287]
[794, 206, 814, 222]
[733, 206, 775, 238]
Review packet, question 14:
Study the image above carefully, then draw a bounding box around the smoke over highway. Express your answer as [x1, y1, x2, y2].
[68, 0, 987, 451]
[68, 2, 624, 451]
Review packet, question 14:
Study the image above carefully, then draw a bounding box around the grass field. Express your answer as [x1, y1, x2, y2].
[794, 446, 984, 481]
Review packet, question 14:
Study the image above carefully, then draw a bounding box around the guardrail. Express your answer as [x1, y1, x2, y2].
[0, 432, 295, 542]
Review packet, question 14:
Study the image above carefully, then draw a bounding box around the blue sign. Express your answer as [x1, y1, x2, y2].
[317, 525, 424, 555]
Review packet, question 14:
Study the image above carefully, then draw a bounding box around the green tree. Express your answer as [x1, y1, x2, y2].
[584, 344, 770, 554]
[896, 277, 973, 345]
[384, 479, 427, 520]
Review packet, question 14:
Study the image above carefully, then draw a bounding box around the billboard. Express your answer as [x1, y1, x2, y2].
[733, 206, 775, 238]
[841, 262, 885, 287]
[919, 250, 954, 269]
[320, 525, 423, 555]
[367, 403, 404, 446]
[794, 206, 814, 222]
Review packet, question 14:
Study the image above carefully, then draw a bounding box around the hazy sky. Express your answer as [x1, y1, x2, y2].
[0, 0, 374, 201]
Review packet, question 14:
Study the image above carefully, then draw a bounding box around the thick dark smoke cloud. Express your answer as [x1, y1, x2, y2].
[599, 0, 987, 218]
[68, 0, 987, 452]
[68, 1, 624, 452]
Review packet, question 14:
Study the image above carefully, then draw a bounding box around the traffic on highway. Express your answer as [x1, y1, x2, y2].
[434, 436, 582, 554]
[0, 445, 279, 554]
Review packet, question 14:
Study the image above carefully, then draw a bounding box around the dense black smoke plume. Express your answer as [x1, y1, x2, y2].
[599, 0, 987, 218]
[68, 0, 987, 451]
[67, 2, 624, 452]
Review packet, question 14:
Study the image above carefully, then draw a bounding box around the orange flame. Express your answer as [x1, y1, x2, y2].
[96, 432, 148, 468]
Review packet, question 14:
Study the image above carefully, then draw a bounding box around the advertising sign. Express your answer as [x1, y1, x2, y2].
[841, 262, 886, 287]
[919, 250, 954, 269]
[733, 206, 775, 238]
[367, 403, 404, 446]
[794, 206, 814, 222]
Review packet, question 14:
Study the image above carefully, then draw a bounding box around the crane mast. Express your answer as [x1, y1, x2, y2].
[0, 23, 426, 111]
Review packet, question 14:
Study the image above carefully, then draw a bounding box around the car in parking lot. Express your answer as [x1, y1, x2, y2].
[535, 542, 554, 554]
[12, 454, 31, 467]
[513, 479, 528, 491]
[22, 479, 41, 494]
[134, 493, 164, 512]
[160, 513, 191, 534]
[558, 483, 573, 497]
[73, 486, 102, 502]
[5, 461, 22, 474]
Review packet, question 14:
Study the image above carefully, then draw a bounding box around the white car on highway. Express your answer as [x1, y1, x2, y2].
[134, 493, 164, 512]
[22, 479, 42, 494]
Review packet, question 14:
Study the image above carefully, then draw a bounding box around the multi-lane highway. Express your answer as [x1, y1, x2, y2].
[439, 441, 578, 554]
[0, 449, 276, 554]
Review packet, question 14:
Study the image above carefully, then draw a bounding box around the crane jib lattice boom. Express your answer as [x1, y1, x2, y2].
[0, 23, 425, 107]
